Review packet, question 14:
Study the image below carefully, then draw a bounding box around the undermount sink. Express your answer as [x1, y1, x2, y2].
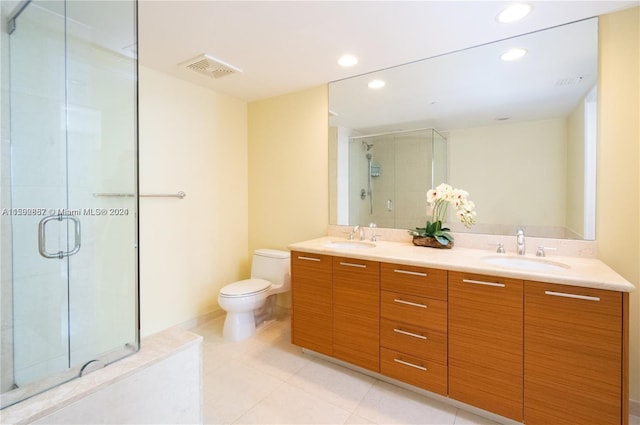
[324, 240, 376, 250]
[481, 256, 569, 272]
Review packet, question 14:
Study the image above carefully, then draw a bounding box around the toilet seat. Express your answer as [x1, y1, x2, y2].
[219, 278, 271, 298]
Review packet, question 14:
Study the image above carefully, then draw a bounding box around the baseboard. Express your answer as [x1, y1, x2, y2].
[174, 309, 225, 331]
[174, 305, 291, 333]
[631, 398, 640, 417]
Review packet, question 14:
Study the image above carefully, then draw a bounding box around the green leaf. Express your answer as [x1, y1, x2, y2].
[435, 235, 450, 245]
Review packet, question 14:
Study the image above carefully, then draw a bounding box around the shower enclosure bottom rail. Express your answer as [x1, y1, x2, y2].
[0, 343, 138, 410]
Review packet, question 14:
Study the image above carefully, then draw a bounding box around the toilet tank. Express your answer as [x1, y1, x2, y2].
[251, 249, 291, 289]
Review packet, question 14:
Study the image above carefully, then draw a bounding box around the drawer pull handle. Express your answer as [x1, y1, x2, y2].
[394, 298, 427, 308]
[339, 262, 366, 268]
[393, 328, 427, 340]
[462, 279, 505, 288]
[394, 269, 427, 277]
[544, 290, 600, 302]
[394, 358, 427, 371]
[297, 256, 321, 262]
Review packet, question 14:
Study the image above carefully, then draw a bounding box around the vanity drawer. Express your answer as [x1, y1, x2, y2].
[381, 263, 447, 300]
[380, 348, 447, 395]
[291, 251, 332, 272]
[380, 319, 446, 364]
[381, 290, 447, 333]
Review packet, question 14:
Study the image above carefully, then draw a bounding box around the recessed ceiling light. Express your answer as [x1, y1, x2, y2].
[338, 54, 358, 67]
[368, 79, 385, 89]
[500, 48, 527, 61]
[497, 3, 532, 23]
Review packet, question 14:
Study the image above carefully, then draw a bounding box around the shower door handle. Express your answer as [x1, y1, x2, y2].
[38, 214, 81, 259]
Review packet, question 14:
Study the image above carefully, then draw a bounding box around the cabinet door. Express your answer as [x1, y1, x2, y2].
[291, 251, 333, 355]
[524, 281, 623, 425]
[449, 271, 524, 422]
[333, 256, 380, 372]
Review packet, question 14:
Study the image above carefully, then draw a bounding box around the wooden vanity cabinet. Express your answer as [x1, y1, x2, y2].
[290, 251, 333, 356]
[448, 271, 524, 422]
[332, 256, 380, 372]
[524, 281, 626, 425]
[379, 263, 448, 395]
[290, 249, 629, 425]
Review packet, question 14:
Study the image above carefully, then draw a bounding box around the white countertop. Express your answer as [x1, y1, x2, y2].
[288, 236, 635, 293]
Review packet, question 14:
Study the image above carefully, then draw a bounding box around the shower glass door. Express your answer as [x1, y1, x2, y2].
[9, 0, 71, 396]
[1, 0, 138, 408]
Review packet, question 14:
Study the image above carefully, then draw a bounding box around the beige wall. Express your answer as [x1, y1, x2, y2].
[138, 66, 249, 336]
[247, 85, 328, 253]
[449, 118, 567, 228]
[597, 6, 640, 404]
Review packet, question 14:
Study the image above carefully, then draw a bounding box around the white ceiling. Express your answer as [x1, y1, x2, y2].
[138, 1, 638, 102]
[329, 17, 598, 131]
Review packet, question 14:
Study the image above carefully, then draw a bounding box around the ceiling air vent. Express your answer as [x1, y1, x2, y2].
[555, 76, 584, 86]
[179, 54, 242, 79]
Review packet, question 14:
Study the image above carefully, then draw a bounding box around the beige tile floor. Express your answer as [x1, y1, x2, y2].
[191, 313, 640, 425]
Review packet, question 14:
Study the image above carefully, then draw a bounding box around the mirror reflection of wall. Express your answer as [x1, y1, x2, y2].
[328, 18, 597, 240]
[448, 118, 570, 238]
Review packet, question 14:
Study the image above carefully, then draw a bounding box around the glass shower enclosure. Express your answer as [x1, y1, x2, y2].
[0, 0, 138, 408]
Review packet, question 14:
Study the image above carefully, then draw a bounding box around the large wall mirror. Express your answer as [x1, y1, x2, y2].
[328, 18, 598, 240]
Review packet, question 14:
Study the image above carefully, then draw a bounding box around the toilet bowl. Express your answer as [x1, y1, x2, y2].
[218, 249, 290, 341]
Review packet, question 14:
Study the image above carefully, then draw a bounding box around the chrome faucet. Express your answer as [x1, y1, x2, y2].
[349, 225, 364, 241]
[516, 228, 525, 255]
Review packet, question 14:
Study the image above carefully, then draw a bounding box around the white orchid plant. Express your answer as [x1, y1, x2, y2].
[409, 183, 477, 246]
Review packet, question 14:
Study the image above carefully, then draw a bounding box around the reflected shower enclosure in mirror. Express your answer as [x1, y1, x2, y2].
[329, 128, 446, 230]
[328, 18, 598, 240]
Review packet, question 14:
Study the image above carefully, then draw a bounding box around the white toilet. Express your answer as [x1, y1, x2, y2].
[218, 249, 291, 341]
